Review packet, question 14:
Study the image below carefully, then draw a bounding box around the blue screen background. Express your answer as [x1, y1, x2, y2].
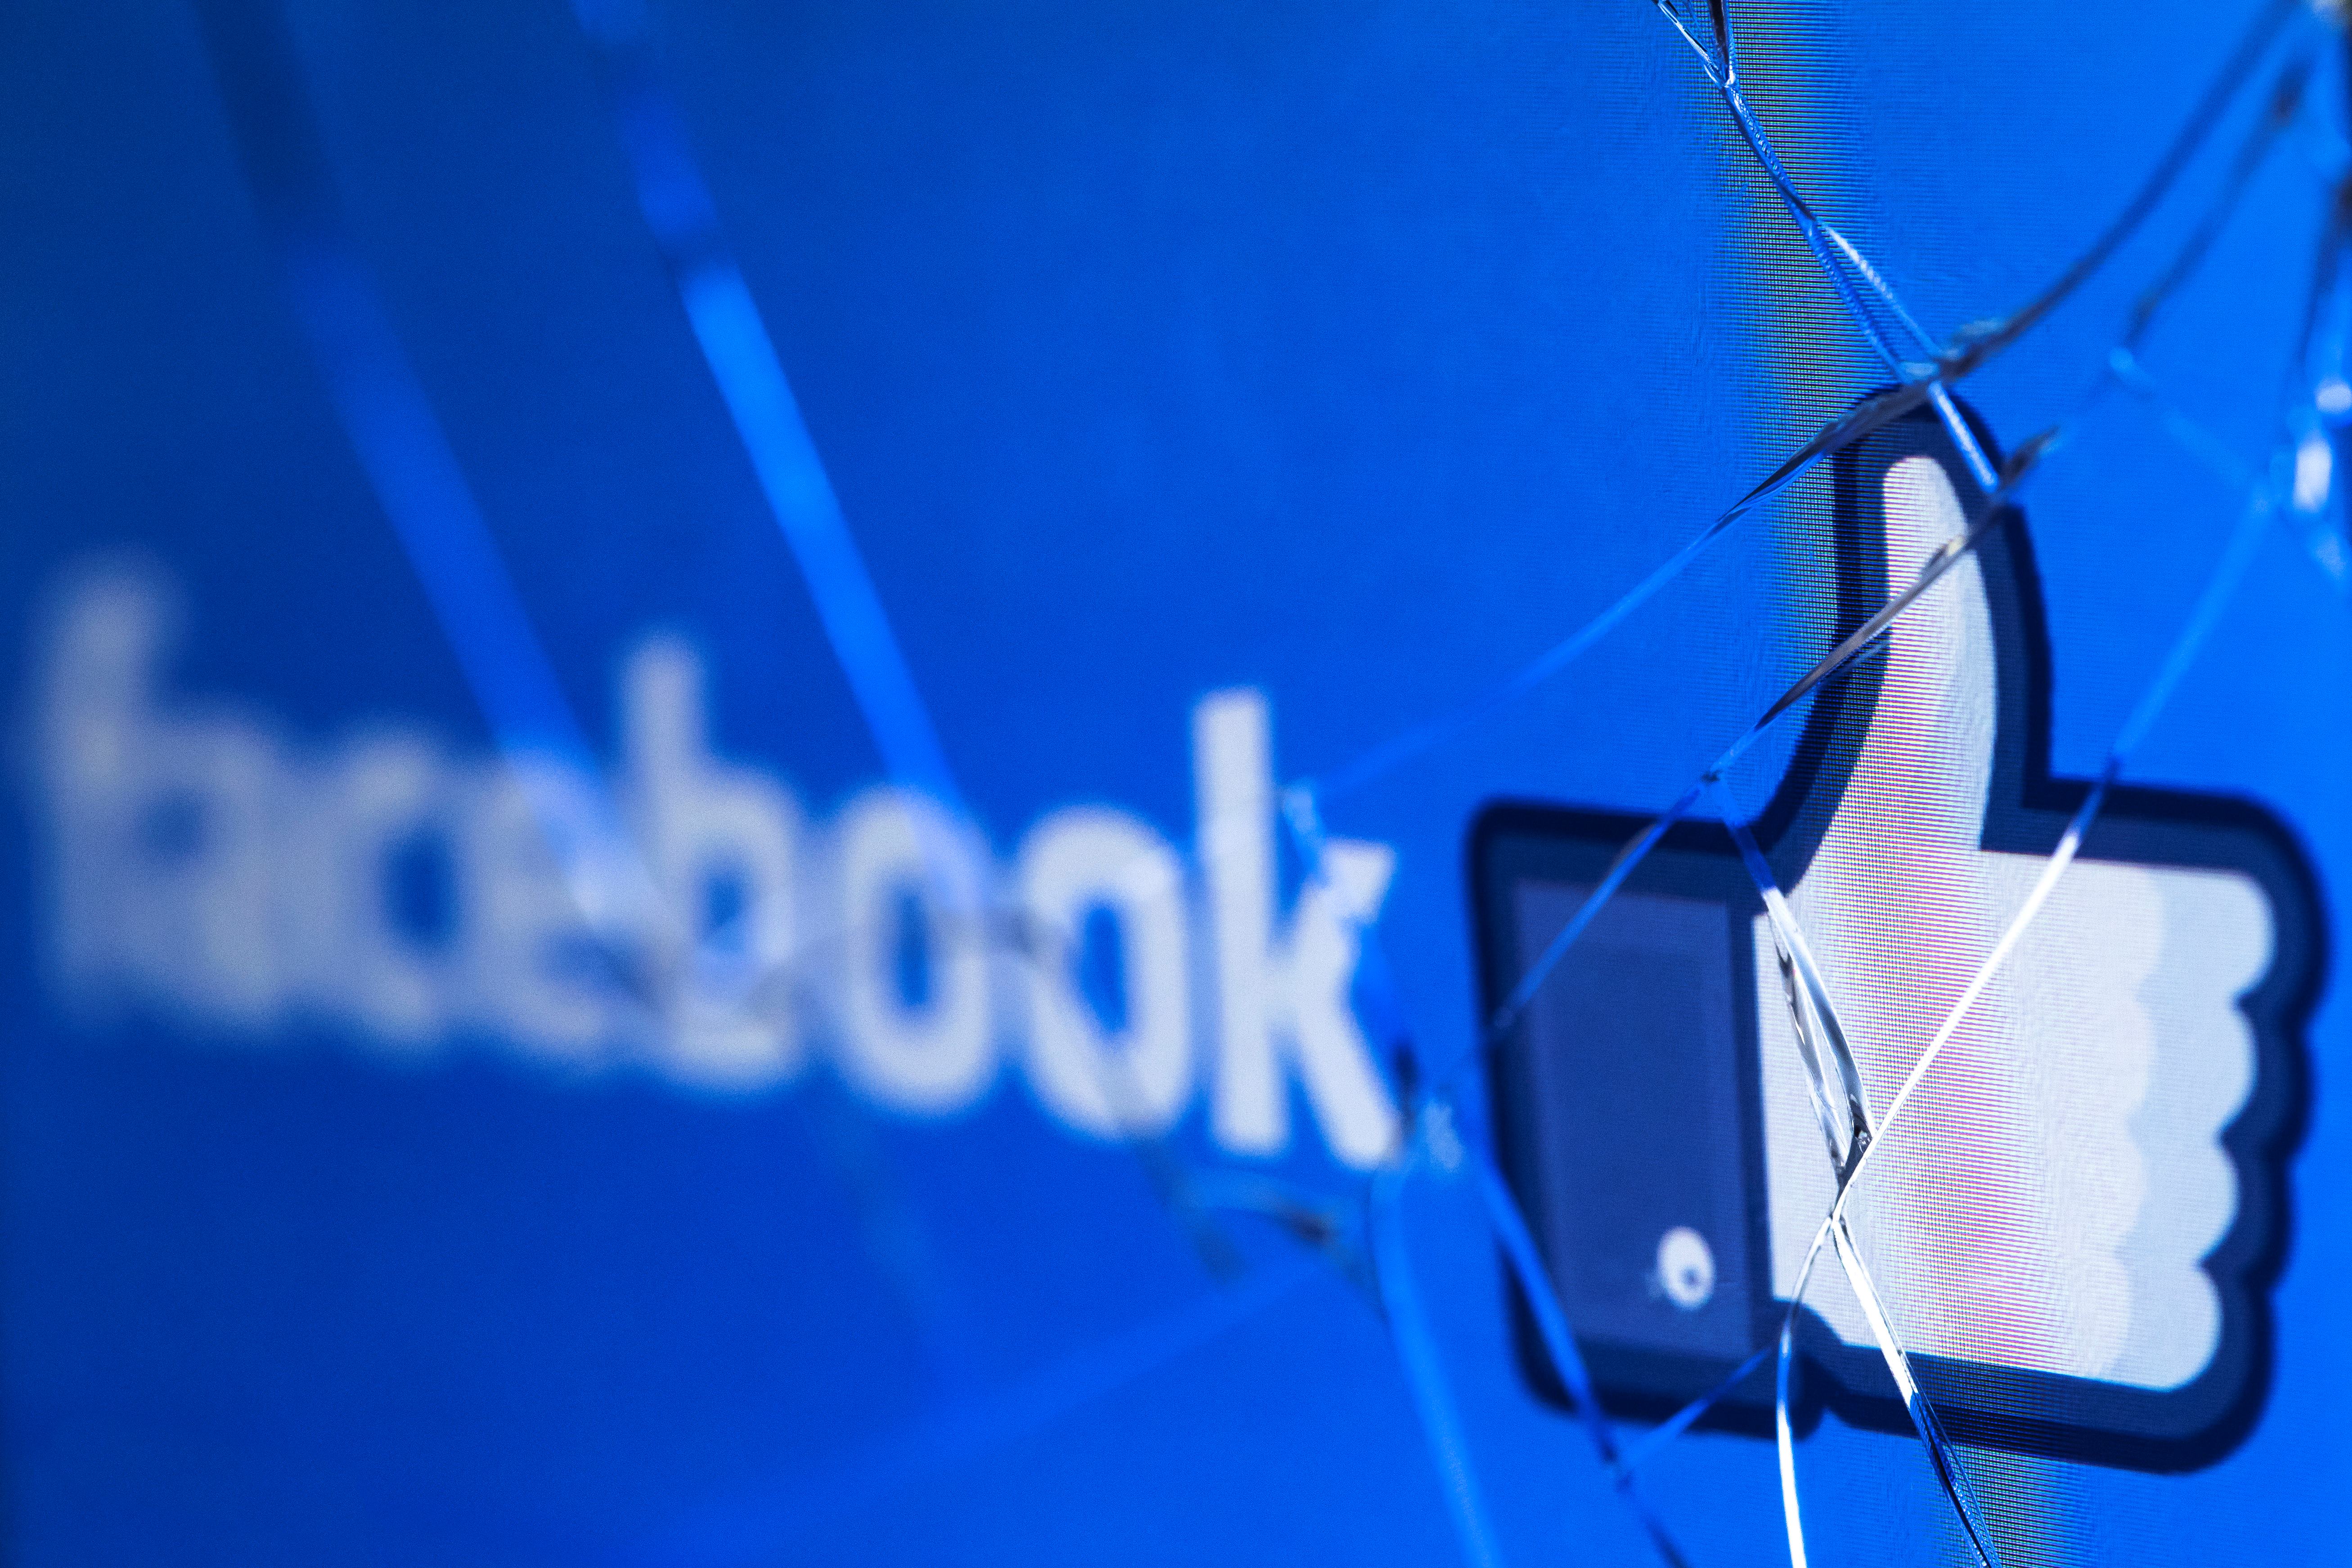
[0, 1, 2347, 1563]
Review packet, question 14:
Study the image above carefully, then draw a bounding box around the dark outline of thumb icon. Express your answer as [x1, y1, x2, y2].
[1468, 397, 2322, 1472]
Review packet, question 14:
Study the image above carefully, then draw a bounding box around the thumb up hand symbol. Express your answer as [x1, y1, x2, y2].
[1473, 401, 2319, 1470]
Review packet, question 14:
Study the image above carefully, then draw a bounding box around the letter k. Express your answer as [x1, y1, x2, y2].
[1195, 690, 1401, 1170]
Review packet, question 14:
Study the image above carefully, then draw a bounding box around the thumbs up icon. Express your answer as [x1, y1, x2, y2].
[1472, 400, 2320, 1470]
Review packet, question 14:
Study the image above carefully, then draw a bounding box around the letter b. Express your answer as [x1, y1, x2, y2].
[624, 637, 805, 1089]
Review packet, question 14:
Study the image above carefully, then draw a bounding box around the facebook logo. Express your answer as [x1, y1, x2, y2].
[1472, 403, 2321, 1470]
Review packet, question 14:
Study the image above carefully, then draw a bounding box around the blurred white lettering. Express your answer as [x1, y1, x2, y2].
[24, 564, 1399, 1169]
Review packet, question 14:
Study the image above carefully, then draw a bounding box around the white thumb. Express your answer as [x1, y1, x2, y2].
[1811, 451, 2000, 868]
[1764, 443, 2060, 1368]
